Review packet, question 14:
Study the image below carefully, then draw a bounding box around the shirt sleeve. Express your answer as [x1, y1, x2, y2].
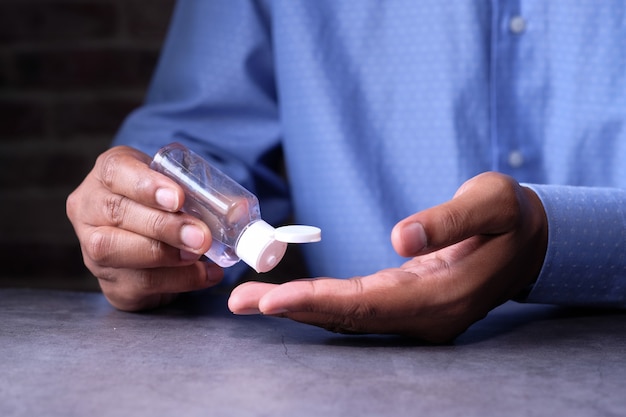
[522, 184, 626, 308]
[113, 0, 289, 224]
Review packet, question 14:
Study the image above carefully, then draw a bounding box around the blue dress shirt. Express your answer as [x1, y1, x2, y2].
[113, 1, 626, 308]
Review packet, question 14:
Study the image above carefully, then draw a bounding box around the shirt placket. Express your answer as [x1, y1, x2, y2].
[491, 0, 546, 183]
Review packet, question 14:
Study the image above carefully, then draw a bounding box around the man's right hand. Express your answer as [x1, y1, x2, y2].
[66, 146, 223, 311]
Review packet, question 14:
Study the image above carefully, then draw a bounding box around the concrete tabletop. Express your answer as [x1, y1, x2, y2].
[1, 288, 625, 417]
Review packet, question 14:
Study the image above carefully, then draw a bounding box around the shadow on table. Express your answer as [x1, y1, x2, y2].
[141, 288, 626, 348]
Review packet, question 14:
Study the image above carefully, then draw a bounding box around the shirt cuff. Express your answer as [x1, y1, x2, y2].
[519, 184, 626, 308]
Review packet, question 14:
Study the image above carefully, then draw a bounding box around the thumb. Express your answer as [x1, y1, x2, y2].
[391, 173, 523, 257]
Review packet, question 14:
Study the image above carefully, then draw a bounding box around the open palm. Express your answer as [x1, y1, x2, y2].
[229, 172, 548, 343]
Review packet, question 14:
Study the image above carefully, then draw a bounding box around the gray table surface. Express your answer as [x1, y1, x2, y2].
[1, 288, 625, 417]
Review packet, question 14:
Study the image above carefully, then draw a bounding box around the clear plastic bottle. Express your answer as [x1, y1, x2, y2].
[150, 142, 321, 273]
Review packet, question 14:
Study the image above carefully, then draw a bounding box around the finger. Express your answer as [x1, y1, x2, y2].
[98, 262, 224, 311]
[258, 278, 362, 315]
[251, 275, 436, 337]
[231, 278, 379, 334]
[81, 187, 212, 256]
[82, 225, 209, 269]
[256, 273, 425, 319]
[391, 172, 523, 257]
[231, 273, 478, 341]
[94, 146, 184, 212]
[228, 282, 279, 314]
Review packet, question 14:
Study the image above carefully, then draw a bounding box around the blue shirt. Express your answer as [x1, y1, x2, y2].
[114, 0, 626, 308]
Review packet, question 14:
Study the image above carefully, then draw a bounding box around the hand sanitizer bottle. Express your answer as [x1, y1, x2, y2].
[150, 142, 321, 273]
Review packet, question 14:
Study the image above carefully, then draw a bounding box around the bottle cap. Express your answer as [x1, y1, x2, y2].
[236, 221, 321, 273]
[275, 225, 321, 243]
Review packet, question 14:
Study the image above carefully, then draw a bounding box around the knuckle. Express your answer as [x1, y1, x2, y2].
[98, 268, 161, 312]
[440, 205, 472, 240]
[86, 229, 113, 263]
[148, 238, 165, 263]
[483, 172, 518, 199]
[104, 193, 129, 226]
[65, 190, 79, 220]
[486, 173, 523, 222]
[344, 279, 379, 319]
[96, 150, 122, 190]
[145, 211, 170, 237]
[320, 279, 378, 334]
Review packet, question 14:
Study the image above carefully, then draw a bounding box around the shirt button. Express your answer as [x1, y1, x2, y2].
[509, 16, 527, 34]
[508, 150, 525, 168]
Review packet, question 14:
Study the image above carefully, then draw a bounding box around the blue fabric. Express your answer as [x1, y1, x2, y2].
[114, 0, 626, 308]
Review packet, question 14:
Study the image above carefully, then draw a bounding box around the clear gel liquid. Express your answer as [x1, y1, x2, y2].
[151, 143, 262, 268]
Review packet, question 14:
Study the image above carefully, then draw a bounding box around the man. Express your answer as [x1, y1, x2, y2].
[67, 1, 626, 342]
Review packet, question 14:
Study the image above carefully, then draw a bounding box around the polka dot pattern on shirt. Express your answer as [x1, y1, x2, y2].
[527, 184, 626, 307]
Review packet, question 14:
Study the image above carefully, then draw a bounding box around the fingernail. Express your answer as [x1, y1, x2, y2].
[402, 222, 427, 254]
[156, 188, 178, 211]
[232, 308, 262, 315]
[204, 263, 223, 284]
[180, 249, 199, 262]
[181, 225, 205, 250]
[262, 307, 289, 316]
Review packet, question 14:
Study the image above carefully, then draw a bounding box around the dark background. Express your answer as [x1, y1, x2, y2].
[0, 0, 176, 290]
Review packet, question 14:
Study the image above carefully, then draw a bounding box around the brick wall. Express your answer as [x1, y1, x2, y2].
[0, 0, 176, 290]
